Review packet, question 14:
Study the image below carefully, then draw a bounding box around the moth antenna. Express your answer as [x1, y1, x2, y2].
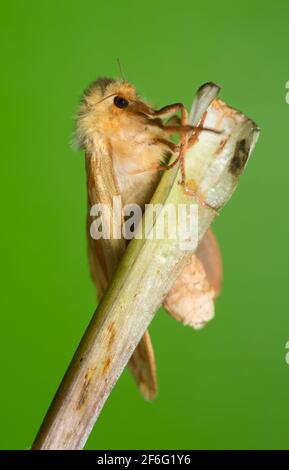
[117, 58, 126, 82]
[94, 93, 118, 106]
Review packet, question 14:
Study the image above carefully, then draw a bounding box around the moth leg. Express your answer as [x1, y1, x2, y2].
[184, 111, 219, 213]
[151, 137, 179, 153]
[151, 102, 188, 122]
[154, 104, 219, 186]
[147, 102, 189, 176]
[187, 111, 208, 149]
[170, 103, 189, 185]
[129, 104, 189, 175]
[161, 109, 218, 214]
[173, 109, 216, 213]
[154, 134, 190, 173]
[182, 182, 219, 215]
[153, 105, 190, 178]
[136, 105, 219, 199]
[165, 115, 181, 126]
[150, 104, 220, 139]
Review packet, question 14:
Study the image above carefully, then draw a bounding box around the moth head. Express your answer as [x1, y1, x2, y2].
[75, 77, 152, 151]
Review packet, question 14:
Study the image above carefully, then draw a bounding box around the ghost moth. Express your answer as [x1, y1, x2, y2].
[75, 77, 223, 400]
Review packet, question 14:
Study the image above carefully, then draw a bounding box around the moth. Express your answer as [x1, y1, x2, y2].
[75, 77, 222, 400]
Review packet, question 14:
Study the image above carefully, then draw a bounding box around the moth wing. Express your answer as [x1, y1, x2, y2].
[196, 228, 223, 298]
[163, 229, 222, 329]
[86, 151, 158, 400]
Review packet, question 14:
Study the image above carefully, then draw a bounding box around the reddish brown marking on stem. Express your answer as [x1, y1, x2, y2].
[107, 322, 116, 350]
[107, 321, 115, 333]
[76, 374, 91, 410]
[101, 357, 112, 376]
[215, 138, 228, 155]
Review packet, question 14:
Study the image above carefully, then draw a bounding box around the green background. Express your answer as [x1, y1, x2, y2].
[1, 0, 289, 450]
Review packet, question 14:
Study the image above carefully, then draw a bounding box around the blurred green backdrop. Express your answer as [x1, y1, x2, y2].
[1, 0, 289, 450]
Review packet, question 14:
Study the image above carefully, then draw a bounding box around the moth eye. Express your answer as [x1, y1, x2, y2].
[113, 96, 129, 109]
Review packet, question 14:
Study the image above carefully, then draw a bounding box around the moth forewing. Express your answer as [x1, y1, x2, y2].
[86, 150, 125, 279]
